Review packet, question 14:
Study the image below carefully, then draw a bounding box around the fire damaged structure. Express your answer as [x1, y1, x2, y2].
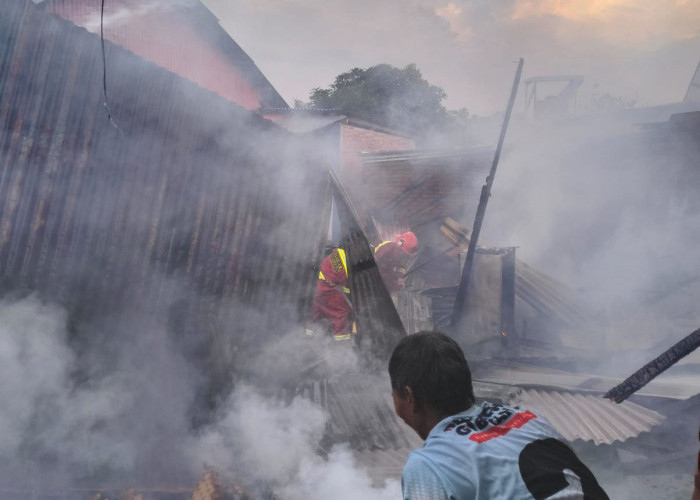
[2, 0, 699, 499]
[0, 1, 417, 498]
[348, 101, 700, 495]
[0, 0, 342, 497]
[0, 0, 329, 360]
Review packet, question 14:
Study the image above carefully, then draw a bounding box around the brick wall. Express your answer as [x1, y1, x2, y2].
[340, 123, 414, 182]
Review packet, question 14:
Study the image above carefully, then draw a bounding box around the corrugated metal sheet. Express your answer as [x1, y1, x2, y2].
[44, 0, 288, 110]
[0, 0, 327, 387]
[392, 290, 432, 334]
[329, 170, 407, 362]
[509, 388, 665, 445]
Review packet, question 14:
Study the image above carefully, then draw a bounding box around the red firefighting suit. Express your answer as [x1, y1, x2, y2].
[374, 232, 419, 292]
[309, 232, 417, 340]
[309, 248, 353, 340]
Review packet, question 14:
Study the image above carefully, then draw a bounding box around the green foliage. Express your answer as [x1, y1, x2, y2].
[308, 63, 451, 137]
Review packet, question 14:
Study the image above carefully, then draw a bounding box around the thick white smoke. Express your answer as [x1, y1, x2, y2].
[192, 383, 401, 500]
[0, 294, 402, 498]
[486, 109, 700, 350]
[0, 295, 74, 457]
[191, 385, 328, 482]
[0, 294, 202, 488]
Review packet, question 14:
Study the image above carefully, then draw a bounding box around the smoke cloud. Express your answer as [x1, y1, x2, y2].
[0, 293, 400, 498]
[485, 108, 700, 354]
[192, 381, 401, 500]
[0, 293, 203, 488]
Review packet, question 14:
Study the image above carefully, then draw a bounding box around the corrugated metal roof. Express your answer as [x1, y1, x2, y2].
[269, 112, 346, 134]
[0, 0, 328, 396]
[509, 388, 665, 445]
[329, 170, 407, 361]
[44, 0, 288, 110]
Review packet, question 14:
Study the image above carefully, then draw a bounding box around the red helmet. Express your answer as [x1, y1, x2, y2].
[396, 231, 418, 255]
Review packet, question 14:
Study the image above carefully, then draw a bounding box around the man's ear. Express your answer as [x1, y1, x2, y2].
[404, 386, 416, 411]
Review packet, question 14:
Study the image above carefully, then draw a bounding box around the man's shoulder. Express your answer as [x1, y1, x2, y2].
[404, 448, 456, 486]
[402, 451, 455, 500]
[439, 402, 527, 429]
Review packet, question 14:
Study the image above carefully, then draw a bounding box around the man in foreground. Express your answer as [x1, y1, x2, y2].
[388, 331, 609, 499]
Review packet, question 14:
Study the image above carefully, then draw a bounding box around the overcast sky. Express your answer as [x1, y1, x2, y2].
[201, 0, 700, 116]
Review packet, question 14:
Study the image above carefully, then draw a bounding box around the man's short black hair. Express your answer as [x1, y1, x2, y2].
[388, 331, 475, 416]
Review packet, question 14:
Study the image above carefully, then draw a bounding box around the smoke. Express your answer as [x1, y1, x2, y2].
[187, 326, 403, 500]
[191, 385, 328, 484]
[282, 445, 399, 500]
[0, 296, 72, 459]
[485, 107, 700, 352]
[191, 381, 401, 500]
[0, 293, 203, 488]
[0, 293, 401, 498]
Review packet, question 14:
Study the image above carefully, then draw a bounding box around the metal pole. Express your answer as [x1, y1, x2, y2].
[451, 58, 524, 329]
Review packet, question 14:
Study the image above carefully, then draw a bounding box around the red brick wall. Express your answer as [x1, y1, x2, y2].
[340, 123, 414, 182]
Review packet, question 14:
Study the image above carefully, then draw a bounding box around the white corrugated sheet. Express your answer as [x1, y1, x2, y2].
[510, 389, 665, 445]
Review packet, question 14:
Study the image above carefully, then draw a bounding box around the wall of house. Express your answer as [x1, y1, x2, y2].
[340, 123, 414, 182]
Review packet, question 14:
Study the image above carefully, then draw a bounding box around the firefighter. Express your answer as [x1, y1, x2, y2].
[308, 232, 418, 341]
[308, 246, 353, 341]
[374, 231, 419, 292]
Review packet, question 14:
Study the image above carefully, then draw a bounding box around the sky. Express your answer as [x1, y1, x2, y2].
[202, 0, 700, 116]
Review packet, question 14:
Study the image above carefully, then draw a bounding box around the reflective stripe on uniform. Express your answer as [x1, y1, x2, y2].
[319, 249, 350, 293]
[374, 240, 392, 253]
[337, 248, 350, 293]
[337, 248, 348, 275]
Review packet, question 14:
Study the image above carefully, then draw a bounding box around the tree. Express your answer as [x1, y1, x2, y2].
[307, 63, 450, 137]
